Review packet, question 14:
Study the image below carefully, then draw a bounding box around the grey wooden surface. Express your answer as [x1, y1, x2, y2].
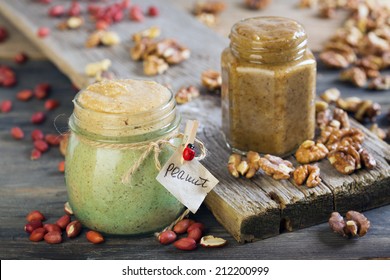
[0, 0, 390, 259]
[0, 59, 390, 260]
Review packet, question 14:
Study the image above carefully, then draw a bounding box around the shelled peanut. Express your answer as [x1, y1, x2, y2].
[157, 218, 227, 251]
[24, 203, 105, 244]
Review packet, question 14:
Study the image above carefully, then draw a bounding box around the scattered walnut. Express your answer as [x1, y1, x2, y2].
[85, 30, 120, 47]
[157, 39, 191, 65]
[258, 154, 294, 180]
[85, 31, 104, 48]
[359, 148, 376, 169]
[328, 212, 347, 237]
[130, 38, 153, 61]
[319, 5, 336, 19]
[316, 108, 333, 130]
[336, 97, 362, 112]
[328, 143, 375, 175]
[195, 13, 217, 27]
[329, 211, 370, 238]
[319, 51, 350, 68]
[244, 0, 272, 10]
[369, 124, 387, 140]
[85, 59, 112, 80]
[328, 145, 360, 175]
[298, 0, 316, 9]
[193, 0, 227, 15]
[336, 97, 381, 122]
[143, 55, 168, 76]
[201, 70, 222, 91]
[345, 211, 370, 237]
[130, 33, 190, 75]
[315, 100, 329, 113]
[132, 26, 161, 43]
[354, 100, 381, 122]
[319, 1, 390, 88]
[237, 160, 249, 176]
[193, 0, 226, 25]
[227, 151, 260, 179]
[228, 154, 241, 178]
[322, 127, 365, 152]
[320, 88, 340, 103]
[368, 75, 390, 90]
[295, 140, 329, 164]
[339, 67, 367, 87]
[333, 108, 350, 129]
[245, 151, 261, 179]
[293, 164, 321, 188]
[174, 86, 200, 104]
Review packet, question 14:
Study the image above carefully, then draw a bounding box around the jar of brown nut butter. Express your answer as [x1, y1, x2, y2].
[221, 17, 316, 156]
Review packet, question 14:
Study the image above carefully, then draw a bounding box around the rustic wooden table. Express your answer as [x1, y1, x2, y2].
[1, 0, 390, 259]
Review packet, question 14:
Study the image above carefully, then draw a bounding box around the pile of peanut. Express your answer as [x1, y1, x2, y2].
[24, 204, 104, 245]
[158, 218, 227, 251]
[315, 0, 390, 89]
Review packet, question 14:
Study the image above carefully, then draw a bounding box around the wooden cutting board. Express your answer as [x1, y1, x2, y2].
[1, 0, 389, 243]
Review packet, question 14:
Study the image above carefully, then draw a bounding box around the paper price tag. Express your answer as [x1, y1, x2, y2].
[156, 120, 219, 214]
[156, 149, 219, 213]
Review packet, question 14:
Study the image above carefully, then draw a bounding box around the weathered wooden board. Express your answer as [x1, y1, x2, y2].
[0, 15, 44, 60]
[0, 0, 227, 91]
[199, 117, 390, 243]
[1, 61, 390, 259]
[0, 0, 390, 245]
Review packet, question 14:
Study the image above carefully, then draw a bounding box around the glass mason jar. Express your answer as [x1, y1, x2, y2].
[65, 79, 183, 235]
[221, 16, 316, 156]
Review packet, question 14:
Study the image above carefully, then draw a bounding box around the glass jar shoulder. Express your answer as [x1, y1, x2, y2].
[222, 48, 316, 72]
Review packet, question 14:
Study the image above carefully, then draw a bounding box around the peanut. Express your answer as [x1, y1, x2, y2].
[29, 228, 47, 242]
[26, 210, 45, 222]
[56, 215, 71, 229]
[187, 227, 202, 243]
[158, 230, 177, 245]
[86, 231, 104, 244]
[173, 219, 192, 234]
[66, 221, 82, 238]
[44, 231, 62, 244]
[173, 238, 197, 251]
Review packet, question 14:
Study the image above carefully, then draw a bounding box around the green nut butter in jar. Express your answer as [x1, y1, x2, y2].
[222, 17, 316, 156]
[65, 79, 183, 235]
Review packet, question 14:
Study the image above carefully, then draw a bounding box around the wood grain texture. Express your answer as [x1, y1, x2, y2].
[0, 15, 44, 60]
[0, 0, 228, 90]
[201, 119, 390, 242]
[0, 59, 389, 260]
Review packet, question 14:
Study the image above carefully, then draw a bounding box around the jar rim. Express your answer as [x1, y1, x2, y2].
[70, 80, 179, 139]
[229, 16, 308, 64]
[72, 85, 175, 119]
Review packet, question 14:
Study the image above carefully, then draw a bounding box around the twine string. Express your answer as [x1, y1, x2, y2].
[76, 132, 207, 184]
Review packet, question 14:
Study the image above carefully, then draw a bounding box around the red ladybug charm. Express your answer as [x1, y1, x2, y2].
[183, 143, 195, 161]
